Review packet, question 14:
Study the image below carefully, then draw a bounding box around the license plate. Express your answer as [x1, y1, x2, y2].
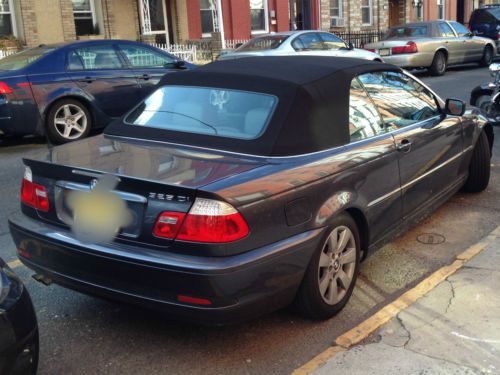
[379, 48, 391, 56]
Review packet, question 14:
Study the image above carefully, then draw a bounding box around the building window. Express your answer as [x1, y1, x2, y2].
[72, 0, 97, 35]
[361, 0, 372, 25]
[415, 1, 423, 20]
[0, 0, 15, 36]
[330, 0, 343, 25]
[200, 0, 215, 35]
[437, 0, 444, 19]
[250, 0, 268, 33]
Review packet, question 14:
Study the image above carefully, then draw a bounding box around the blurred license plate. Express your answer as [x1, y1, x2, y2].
[379, 48, 391, 56]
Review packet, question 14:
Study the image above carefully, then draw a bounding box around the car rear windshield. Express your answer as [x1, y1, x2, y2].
[0, 47, 54, 70]
[237, 36, 290, 51]
[125, 86, 277, 140]
[487, 8, 500, 19]
[383, 25, 429, 39]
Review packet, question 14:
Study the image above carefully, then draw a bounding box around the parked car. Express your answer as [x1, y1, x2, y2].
[469, 6, 500, 49]
[365, 21, 496, 76]
[0, 40, 194, 143]
[219, 31, 382, 61]
[9, 56, 493, 325]
[0, 257, 38, 374]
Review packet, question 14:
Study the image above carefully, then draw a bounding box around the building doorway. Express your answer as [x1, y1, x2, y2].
[389, 0, 404, 27]
[290, 0, 312, 30]
[139, 0, 174, 44]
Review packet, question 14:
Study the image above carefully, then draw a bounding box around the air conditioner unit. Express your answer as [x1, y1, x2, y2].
[331, 18, 345, 27]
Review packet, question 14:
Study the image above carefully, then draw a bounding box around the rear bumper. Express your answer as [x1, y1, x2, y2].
[9, 213, 321, 325]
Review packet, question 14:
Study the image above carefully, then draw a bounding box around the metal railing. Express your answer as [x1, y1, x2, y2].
[333, 30, 386, 48]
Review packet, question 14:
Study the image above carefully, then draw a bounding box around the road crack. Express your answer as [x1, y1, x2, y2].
[444, 279, 456, 315]
[396, 313, 412, 348]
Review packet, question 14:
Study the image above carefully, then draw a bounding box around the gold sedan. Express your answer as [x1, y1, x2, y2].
[365, 20, 496, 76]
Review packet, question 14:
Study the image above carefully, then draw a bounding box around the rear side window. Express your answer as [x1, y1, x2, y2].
[237, 35, 289, 51]
[67, 45, 123, 70]
[471, 10, 495, 23]
[118, 44, 174, 68]
[349, 78, 385, 142]
[319, 33, 347, 50]
[384, 25, 429, 39]
[358, 71, 440, 130]
[125, 86, 277, 140]
[449, 21, 469, 37]
[0, 47, 54, 70]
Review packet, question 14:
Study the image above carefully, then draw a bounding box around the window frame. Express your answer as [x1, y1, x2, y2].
[329, 0, 343, 24]
[0, 0, 17, 37]
[200, 0, 215, 38]
[438, 22, 456, 38]
[65, 44, 126, 71]
[437, 0, 445, 20]
[250, 0, 270, 35]
[361, 0, 373, 26]
[72, 0, 97, 36]
[139, 0, 170, 43]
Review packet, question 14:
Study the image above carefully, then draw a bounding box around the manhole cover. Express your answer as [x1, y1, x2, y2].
[416, 233, 446, 245]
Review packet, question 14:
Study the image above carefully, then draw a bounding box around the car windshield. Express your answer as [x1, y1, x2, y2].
[237, 36, 289, 51]
[125, 86, 277, 140]
[0, 47, 54, 70]
[383, 25, 429, 39]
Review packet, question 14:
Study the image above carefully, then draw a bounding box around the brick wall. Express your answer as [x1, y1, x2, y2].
[60, 0, 76, 41]
[322, 0, 390, 32]
[19, 0, 39, 47]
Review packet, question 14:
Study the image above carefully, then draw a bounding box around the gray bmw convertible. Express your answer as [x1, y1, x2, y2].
[9, 57, 493, 324]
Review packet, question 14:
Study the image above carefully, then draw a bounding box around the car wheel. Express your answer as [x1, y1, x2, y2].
[463, 131, 491, 193]
[479, 46, 494, 67]
[429, 51, 447, 76]
[295, 213, 360, 320]
[46, 99, 91, 144]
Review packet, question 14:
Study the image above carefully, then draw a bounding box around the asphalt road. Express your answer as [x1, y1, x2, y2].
[1, 64, 499, 375]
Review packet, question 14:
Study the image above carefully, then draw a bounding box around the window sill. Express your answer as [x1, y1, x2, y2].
[251, 30, 269, 35]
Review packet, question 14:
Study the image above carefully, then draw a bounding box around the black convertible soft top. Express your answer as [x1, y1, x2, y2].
[105, 56, 400, 156]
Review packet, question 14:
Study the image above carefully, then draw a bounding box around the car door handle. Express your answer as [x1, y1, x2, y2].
[396, 139, 412, 153]
[138, 74, 150, 80]
[78, 77, 96, 83]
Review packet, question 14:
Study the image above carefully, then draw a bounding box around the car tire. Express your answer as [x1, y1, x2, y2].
[463, 131, 491, 193]
[479, 46, 494, 67]
[46, 99, 92, 144]
[429, 51, 447, 76]
[295, 213, 360, 320]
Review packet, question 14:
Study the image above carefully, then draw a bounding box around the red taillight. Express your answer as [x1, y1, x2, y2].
[391, 41, 418, 54]
[177, 295, 212, 305]
[366, 48, 376, 53]
[153, 198, 249, 243]
[153, 212, 186, 239]
[0, 81, 13, 94]
[20, 167, 49, 212]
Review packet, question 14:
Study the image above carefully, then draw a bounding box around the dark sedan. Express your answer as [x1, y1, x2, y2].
[0, 40, 193, 143]
[8, 57, 493, 324]
[0, 258, 38, 374]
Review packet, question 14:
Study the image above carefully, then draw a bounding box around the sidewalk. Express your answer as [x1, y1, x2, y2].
[312, 232, 500, 375]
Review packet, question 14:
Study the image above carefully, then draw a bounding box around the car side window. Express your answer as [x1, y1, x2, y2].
[291, 33, 324, 51]
[438, 22, 455, 38]
[67, 45, 123, 70]
[449, 21, 469, 37]
[349, 78, 385, 142]
[358, 71, 440, 131]
[118, 44, 175, 68]
[319, 33, 346, 50]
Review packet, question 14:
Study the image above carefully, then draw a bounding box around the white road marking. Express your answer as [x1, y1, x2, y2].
[451, 331, 500, 344]
[6, 259, 22, 269]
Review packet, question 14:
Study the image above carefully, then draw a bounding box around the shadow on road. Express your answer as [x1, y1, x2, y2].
[0, 136, 47, 149]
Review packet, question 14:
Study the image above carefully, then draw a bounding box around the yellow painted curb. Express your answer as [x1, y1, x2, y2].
[6, 259, 22, 269]
[292, 225, 499, 375]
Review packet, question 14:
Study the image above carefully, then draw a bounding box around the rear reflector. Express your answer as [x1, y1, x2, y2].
[17, 248, 31, 259]
[20, 167, 49, 212]
[153, 198, 249, 243]
[391, 41, 418, 54]
[177, 295, 212, 305]
[0, 81, 12, 94]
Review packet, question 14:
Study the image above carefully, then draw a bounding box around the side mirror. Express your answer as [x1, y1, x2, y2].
[348, 42, 354, 50]
[174, 60, 186, 69]
[445, 98, 466, 116]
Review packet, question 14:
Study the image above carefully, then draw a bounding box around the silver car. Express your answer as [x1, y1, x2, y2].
[219, 30, 382, 61]
[365, 20, 496, 76]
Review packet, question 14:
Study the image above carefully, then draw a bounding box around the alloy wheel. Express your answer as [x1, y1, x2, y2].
[317, 226, 357, 305]
[54, 104, 88, 140]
